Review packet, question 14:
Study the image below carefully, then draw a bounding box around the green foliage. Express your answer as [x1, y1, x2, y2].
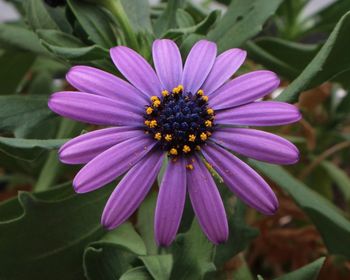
[250, 160, 350, 258]
[0, 95, 52, 136]
[0, 184, 113, 280]
[0, 51, 36, 94]
[277, 11, 350, 102]
[274, 257, 325, 280]
[67, 0, 118, 48]
[208, 0, 283, 52]
[170, 220, 216, 280]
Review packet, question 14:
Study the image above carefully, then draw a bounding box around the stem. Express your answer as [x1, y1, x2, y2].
[34, 119, 81, 192]
[103, 0, 139, 50]
[299, 141, 350, 180]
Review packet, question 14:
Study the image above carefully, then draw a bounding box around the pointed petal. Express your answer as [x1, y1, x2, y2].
[155, 157, 186, 246]
[187, 155, 228, 244]
[216, 101, 302, 126]
[102, 151, 164, 229]
[210, 70, 280, 110]
[212, 128, 299, 165]
[110, 46, 162, 97]
[202, 143, 278, 215]
[203, 48, 246, 95]
[59, 127, 142, 164]
[182, 40, 217, 94]
[152, 39, 183, 91]
[73, 136, 155, 193]
[66, 65, 148, 103]
[48, 91, 143, 126]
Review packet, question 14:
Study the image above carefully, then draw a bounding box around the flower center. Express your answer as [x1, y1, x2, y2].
[144, 85, 215, 157]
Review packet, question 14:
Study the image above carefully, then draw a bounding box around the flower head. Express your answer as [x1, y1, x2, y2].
[48, 39, 301, 246]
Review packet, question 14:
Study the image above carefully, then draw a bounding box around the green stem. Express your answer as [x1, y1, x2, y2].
[34, 119, 82, 192]
[103, 0, 139, 50]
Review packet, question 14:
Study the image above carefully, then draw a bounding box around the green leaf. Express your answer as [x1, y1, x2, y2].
[321, 161, 350, 201]
[136, 192, 158, 255]
[0, 184, 114, 280]
[277, 11, 350, 103]
[120, 267, 152, 280]
[0, 24, 47, 54]
[121, 0, 153, 33]
[163, 10, 221, 39]
[139, 255, 173, 280]
[154, 0, 186, 36]
[37, 29, 109, 62]
[0, 51, 36, 95]
[84, 244, 136, 280]
[208, 0, 283, 52]
[24, 0, 59, 30]
[274, 257, 325, 280]
[170, 220, 216, 280]
[176, 9, 195, 28]
[0, 137, 67, 161]
[249, 160, 350, 258]
[99, 222, 147, 256]
[214, 199, 259, 266]
[0, 95, 52, 137]
[67, 0, 117, 48]
[83, 223, 146, 280]
[245, 37, 319, 79]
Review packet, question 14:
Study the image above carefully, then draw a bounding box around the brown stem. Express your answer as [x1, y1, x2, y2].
[299, 141, 350, 180]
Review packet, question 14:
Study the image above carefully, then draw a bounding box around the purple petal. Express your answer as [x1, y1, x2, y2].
[59, 127, 142, 164]
[152, 39, 183, 91]
[209, 70, 280, 110]
[155, 157, 186, 246]
[187, 155, 228, 244]
[110, 46, 162, 97]
[73, 135, 155, 193]
[212, 128, 299, 165]
[182, 40, 217, 94]
[216, 101, 302, 126]
[48, 91, 143, 126]
[202, 48, 246, 95]
[202, 143, 278, 215]
[102, 150, 164, 229]
[66, 65, 148, 103]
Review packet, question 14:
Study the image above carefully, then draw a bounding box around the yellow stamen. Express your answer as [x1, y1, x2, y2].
[195, 145, 201, 151]
[188, 134, 196, 142]
[172, 84, 184, 94]
[146, 107, 153, 115]
[205, 120, 212, 127]
[149, 120, 157, 128]
[186, 164, 194, 170]
[144, 120, 150, 126]
[153, 100, 161, 107]
[154, 132, 162, 140]
[207, 131, 212, 136]
[162, 90, 169, 97]
[200, 132, 208, 141]
[183, 145, 191, 153]
[165, 134, 172, 142]
[197, 89, 204, 96]
[169, 148, 178, 156]
[202, 95, 209, 102]
[207, 108, 214, 115]
[150, 96, 159, 102]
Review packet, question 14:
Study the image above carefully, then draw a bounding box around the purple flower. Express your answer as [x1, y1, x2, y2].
[48, 39, 301, 246]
